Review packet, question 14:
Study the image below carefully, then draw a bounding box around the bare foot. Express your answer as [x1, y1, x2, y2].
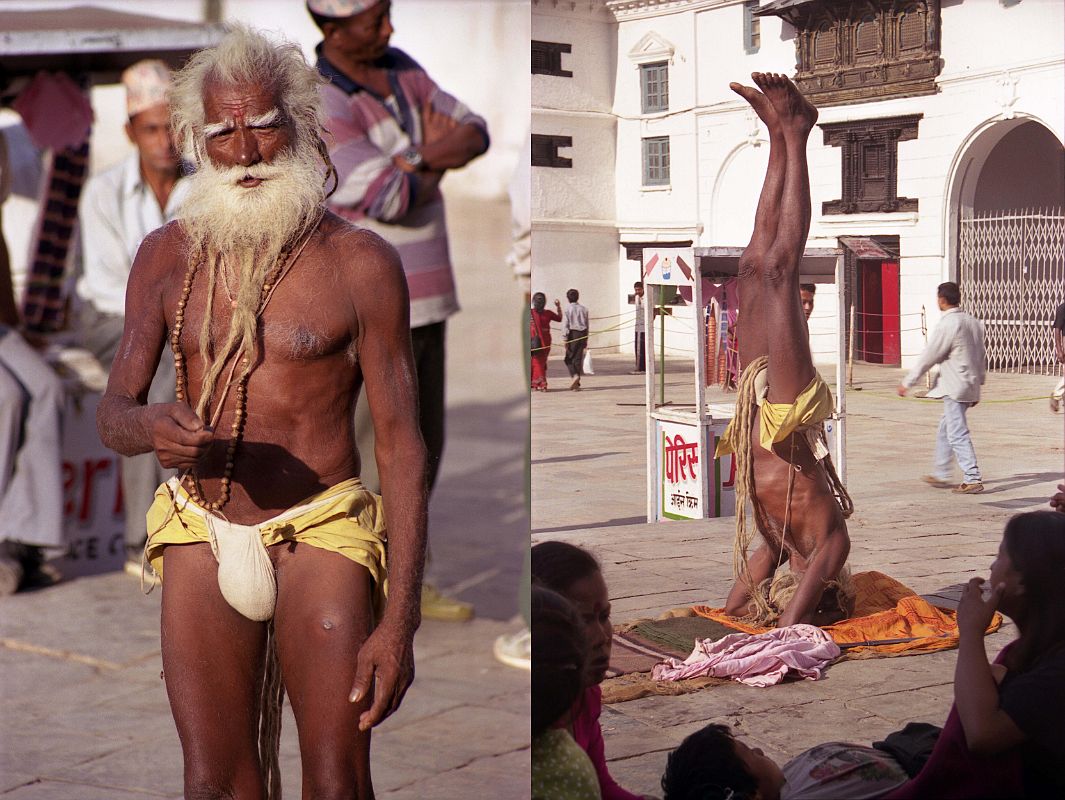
[756, 72, 818, 136]
[729, 78, 780, 133]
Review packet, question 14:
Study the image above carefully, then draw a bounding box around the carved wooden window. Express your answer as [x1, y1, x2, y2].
[532, 134, 573, 168]
[532, 41, 572, 77]
[642, 137, 670, 186]
[821, 115, 921, 214]
[854, 15, 879, 64]
[860, 142, 887, 201]
[640, 62, 669, 113]
[814, 22, 836, 65]
[898, 8, 925, 52]
[756, 0, 941, 106]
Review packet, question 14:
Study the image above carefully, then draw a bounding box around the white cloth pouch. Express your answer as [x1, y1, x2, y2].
[207, 516, 277, 621]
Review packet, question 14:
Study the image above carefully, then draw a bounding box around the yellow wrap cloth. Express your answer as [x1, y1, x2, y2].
[146, 476, 388, 618]
[715, 370, 835, 457]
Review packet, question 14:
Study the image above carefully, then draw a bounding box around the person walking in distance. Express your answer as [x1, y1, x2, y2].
[530, 292, 562, 392]
[563, 288, 589, 391]
[897, 281, 987, 494]
[632, 281, 647, 374]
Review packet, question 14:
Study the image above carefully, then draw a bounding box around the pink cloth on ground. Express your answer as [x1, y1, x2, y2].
[650, 623, 841, 687]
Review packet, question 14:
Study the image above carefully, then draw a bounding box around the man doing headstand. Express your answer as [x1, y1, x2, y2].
[97, 28, 426, 798]
[715, 74, 852, 629]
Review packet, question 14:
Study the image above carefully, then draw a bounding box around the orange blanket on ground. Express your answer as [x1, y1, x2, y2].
[692, 571, 1002, 658]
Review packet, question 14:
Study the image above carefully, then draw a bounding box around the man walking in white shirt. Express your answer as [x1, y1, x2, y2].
[561, 288, 589, 391]
[632, 281, 646, 374]
[75, 60, 187, 572]
[897, 282, 987, 494]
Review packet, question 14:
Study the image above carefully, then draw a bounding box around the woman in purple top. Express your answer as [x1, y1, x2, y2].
[884, 510, 1065, 799]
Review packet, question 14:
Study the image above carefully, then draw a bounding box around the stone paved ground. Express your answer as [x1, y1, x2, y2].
[0, 194, 531, 799]
[532, 349, 1063, 797]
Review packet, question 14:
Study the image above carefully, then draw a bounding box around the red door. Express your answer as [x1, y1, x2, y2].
[880, 260, 900, 364]
[858, 259, 901, 365]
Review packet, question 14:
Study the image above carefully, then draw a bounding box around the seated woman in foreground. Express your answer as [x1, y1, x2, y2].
[531, 585, 601, 800]
[532, 541, 649, 800]
[883, 510, 1065, 798]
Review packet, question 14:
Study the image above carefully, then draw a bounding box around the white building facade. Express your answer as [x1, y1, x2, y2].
[533, 0, 1065, 371]
[531, 1, 620, 353]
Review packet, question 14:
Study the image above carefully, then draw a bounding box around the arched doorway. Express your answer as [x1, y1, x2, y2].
[947, 119, 1065, 374]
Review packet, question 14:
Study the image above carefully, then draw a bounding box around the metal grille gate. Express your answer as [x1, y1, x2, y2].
[959, 208, 1065, 375]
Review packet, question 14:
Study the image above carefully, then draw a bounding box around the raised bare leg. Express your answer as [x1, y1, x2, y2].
[759, 73, 819, 404]
[732, 74, 786, 369]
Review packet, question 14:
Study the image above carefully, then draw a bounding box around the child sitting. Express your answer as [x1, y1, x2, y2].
[532, 541, 647, 800]
[661, 723, 907, 800]
[532, 585, 602, 800]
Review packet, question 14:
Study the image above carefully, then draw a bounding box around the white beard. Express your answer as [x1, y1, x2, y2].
[178, 140, 326, 420]
[180, 140, 325, 260]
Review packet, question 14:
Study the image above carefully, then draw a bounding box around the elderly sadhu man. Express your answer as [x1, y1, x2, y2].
[715, 74, 853, 629]
[97, 27, 427, 798]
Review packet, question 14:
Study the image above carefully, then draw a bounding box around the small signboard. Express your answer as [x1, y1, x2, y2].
[656, 419, 703, 520]
[54, 392, 126, 577]
[642, 247, 696, 287]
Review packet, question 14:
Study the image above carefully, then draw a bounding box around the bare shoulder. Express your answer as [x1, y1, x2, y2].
[132, 220, 189, 280]
[314, 211, 403, 284]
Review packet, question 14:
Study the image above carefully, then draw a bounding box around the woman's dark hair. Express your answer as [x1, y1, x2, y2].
[531, 541, 600, 595]
[532, 292, 546, 308]
[531, 586, 587, 739]
[1002, 510, 1065, 672]
[661, 724, 759, 800]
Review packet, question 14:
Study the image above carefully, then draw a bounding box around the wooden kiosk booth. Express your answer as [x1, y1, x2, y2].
[641, 246, 848, 523]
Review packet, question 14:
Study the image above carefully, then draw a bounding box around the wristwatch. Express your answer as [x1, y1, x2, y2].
[398, 147, 424, 172]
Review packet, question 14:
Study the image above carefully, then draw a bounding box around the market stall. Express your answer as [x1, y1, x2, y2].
[642, 245, 847, 523]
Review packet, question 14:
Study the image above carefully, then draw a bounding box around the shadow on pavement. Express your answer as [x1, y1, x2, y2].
[428, 395, 527, 621]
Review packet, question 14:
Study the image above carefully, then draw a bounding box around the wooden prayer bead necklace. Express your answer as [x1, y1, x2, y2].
[171, 223, 317, 512]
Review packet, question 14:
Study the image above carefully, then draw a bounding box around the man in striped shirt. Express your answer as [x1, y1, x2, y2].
[309, 0, 488, 619]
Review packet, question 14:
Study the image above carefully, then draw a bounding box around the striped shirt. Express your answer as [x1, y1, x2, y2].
[316, 47, 489, 329]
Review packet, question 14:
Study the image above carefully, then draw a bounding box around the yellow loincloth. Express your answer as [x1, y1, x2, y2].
[715, 368, 834, 458]
[145, 476, 388, 619]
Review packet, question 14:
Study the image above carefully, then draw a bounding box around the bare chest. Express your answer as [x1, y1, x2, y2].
[164, 264, 356, 368]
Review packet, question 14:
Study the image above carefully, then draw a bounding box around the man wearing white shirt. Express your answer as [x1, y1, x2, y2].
[897, 282, 987, 494]
[561, 288, 589, 391]
[75, 60, 187, 571]
[77, 60, 187, 362]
